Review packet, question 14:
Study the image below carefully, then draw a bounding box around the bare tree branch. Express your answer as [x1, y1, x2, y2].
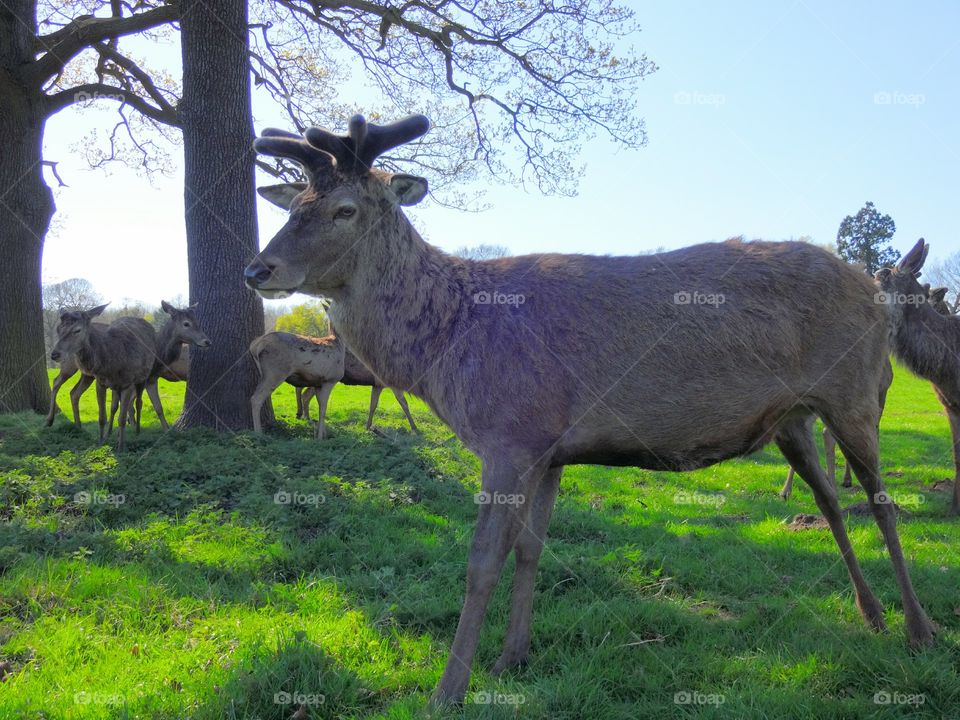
[258, 0, 656, 195]
[44, 82, 179, 125]
[41, 160, 68, 187]
[29, 4, 179, 86]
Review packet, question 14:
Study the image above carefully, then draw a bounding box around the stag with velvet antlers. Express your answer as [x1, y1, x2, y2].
[244, 115, 935, 704]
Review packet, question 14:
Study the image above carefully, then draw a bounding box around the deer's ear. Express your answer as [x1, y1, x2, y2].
[86, 303, 109, 319]
[160, 300, 175, 315]
[896, 238, 928, 276]
[932, 287, 948, 302]
[257, 183, 308, 210]
[388, 174, 428, 206]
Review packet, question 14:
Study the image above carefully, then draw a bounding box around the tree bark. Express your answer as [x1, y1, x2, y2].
[0, 0, 53, 413]
[177, 0, 266, 430]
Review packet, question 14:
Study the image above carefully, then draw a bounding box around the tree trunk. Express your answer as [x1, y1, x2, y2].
[0, 0, 53, 414]
[176, 0, 267, 430]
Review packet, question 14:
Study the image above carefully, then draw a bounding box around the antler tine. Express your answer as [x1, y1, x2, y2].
[254, 129, 335, 180]
[357, 114, 430, 169]
[304, 114, 430, 173]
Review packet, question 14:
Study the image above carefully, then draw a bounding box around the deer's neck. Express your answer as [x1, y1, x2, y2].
[77, 326, 110, 376]
[330, 213, 468, 406]
[156, 320, 183, 367]
[891, 303, 960, 387]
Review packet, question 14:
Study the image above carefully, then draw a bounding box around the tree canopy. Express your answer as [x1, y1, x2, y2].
[836, 201, 900, 274]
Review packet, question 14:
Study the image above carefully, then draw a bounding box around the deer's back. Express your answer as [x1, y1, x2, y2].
[427, 239, 889, 465]
[251, 331, 344, 386]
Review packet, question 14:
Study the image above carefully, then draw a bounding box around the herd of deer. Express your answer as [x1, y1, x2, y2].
[47, 113, 959, 705]
[48, 308, 414, 446]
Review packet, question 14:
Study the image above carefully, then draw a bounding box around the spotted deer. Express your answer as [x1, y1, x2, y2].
[298, 348, 419, 433]
[249, 331, 344, 439]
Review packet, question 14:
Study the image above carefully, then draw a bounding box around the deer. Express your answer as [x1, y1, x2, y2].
[297, 348, 419, 433]
[50, 304, 156, 451]
[243, 115, 935, 705]
[780, 360, 893, 499]
[877, 243, 960, 515]
[46, 345, 98, 428]
[779, 283, 950, 499]
[249, 331, 344, 439]
[136, 300, 211, 430]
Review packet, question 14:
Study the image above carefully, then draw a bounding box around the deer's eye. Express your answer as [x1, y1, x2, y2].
[72, 327, 82, 334]
[183, 321, 191, 327]
[335, 205, 356, 219]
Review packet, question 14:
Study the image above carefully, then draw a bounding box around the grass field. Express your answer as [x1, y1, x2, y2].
[1, 367, 958, 718]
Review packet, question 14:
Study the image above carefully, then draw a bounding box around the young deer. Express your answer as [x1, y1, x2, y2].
[139, 300, 211, 429]
[249, 331, 344, 439]
[46, 346, 99, 428]
[50, 304, 156, 451]
[877, 242, 960, 514]
[297, 348, 419, 433]
[245, 115, 934, 704]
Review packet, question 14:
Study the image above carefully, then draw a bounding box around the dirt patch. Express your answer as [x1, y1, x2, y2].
[690, 601, 736, 621]
[786, 513, 829, 530]
[844, 501, 902, 517]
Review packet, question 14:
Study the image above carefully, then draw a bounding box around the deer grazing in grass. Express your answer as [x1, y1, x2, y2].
[250, 331, 344, 439]
[878, 243, 960, 514]
[297, 348, 419, 433]
[50, 304, 155, 451]
[244, 115, 934, 704]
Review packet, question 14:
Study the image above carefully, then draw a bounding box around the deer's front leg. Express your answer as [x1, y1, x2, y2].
[432, 456, 545, 706]
[493, 465, 562, 674]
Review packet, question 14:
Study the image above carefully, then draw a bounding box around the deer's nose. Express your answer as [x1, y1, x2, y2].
[50, 350, 61, 362]
[244, 258, 274, 288]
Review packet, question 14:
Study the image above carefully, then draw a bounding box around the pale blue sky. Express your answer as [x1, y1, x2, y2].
[40, 0, 960, 306]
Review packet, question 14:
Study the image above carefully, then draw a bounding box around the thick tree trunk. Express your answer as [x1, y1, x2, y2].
[177, 0, 266, 430]
[0, 0, 53, 413]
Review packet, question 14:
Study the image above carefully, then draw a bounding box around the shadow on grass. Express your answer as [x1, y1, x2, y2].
[2, 412, 960, 718]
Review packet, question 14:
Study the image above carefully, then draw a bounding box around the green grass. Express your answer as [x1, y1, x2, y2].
[0, 367, 958, 719]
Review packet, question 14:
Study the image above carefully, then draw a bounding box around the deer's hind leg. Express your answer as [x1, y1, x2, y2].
[824, 411, 935, 647]
[775, 415, 887, 632]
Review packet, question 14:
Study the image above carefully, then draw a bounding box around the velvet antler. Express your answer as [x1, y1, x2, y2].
[253, 114, 430, 182]
[304, 114, 430, 173]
